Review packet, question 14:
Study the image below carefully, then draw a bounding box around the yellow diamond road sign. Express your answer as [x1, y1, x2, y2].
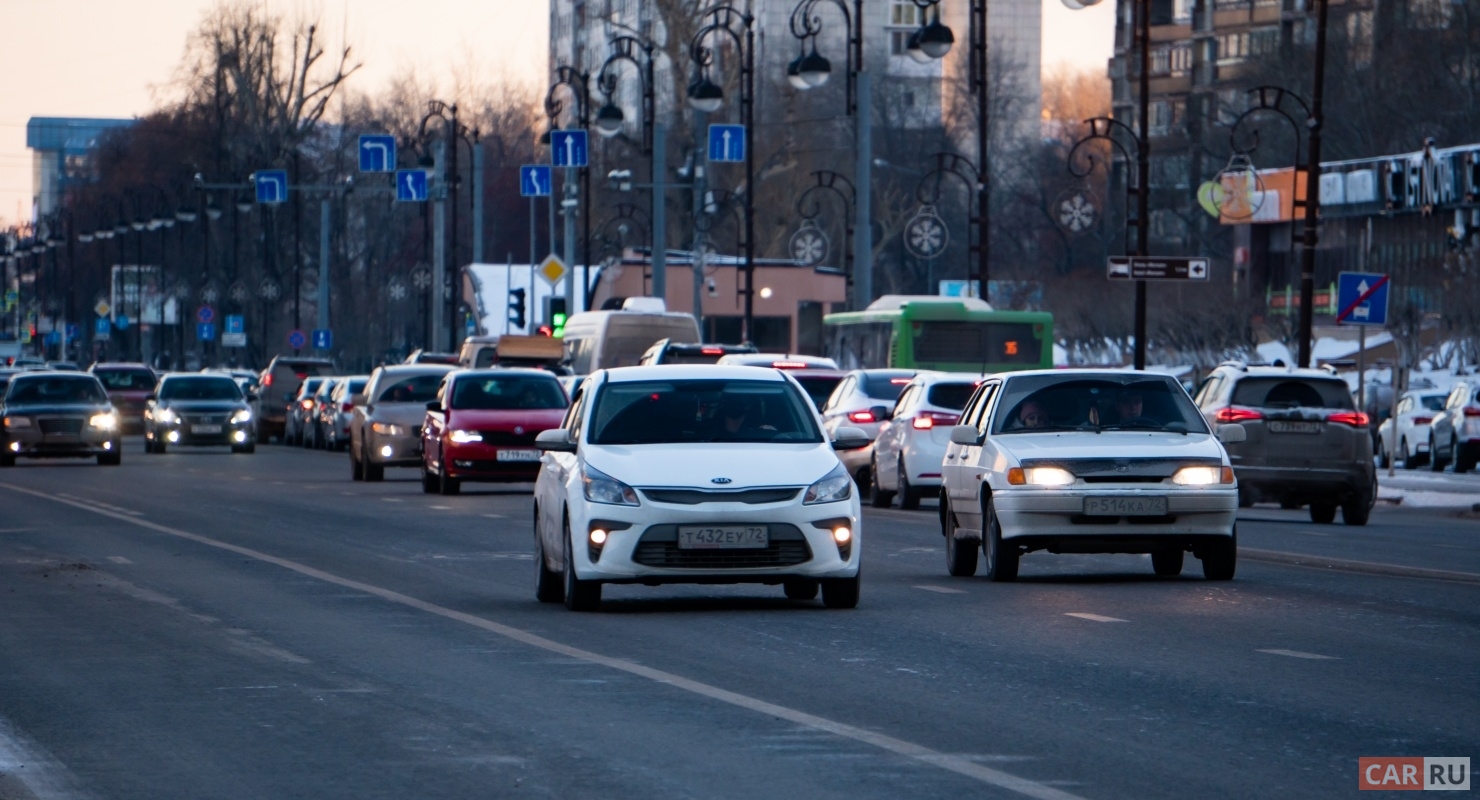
[538, 254, 568, 286]
[94, 299, 111, 317]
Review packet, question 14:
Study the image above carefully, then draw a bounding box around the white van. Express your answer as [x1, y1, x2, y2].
[562, 298, 701, 374]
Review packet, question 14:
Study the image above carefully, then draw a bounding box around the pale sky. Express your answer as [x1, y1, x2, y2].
[0, 0, 1113, 229]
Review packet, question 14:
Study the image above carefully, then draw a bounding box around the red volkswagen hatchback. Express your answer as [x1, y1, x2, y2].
[421, 369, 568, 495]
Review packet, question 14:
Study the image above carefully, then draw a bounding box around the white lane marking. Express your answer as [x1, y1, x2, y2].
[0, 481, 1087, 800]
[0, 713, 88, 799]
[1257, 649, 1338, 660]
[1064, 613, 1127, 623]
[57, 492, 143, 516]
[914, 585, 967, 594]
[482, 514, 507, 519]
[429, 505, 452, 510]
[381, 498, 402, 503]
[107, 556, 133, 564]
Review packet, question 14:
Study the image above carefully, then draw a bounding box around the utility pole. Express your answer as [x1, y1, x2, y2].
[652, 123, 667, 302]
[854, 70, 872, 310]
[432, 140, 447, 351]
[473, 139, 485, 263]
[317, 198, 331, 331]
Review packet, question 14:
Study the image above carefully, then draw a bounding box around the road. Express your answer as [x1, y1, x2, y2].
[0, 443, 1475, 799]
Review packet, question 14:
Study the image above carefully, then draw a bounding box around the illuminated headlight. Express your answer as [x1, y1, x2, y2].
[230, 409, 252, 424]
[804, 463, 853, 505]
[88, 412, 118, 430]
[448, 429, 483, 444]
[1007, 466, 1076, 486]
[1172, 466, 1235, 485]
[2, 416, 30, 429]
[582, 464, 640, 506]
[154, 409, 178, 424]
[167, 431, 180, 443]
[379, 445, 394, 457]
[371, 422, 405, 436]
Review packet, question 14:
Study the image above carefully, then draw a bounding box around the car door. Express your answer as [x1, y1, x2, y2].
[942, 384, 986, 506]
[1435, 385, 1462, 450]
[950, 380, 1000, 532]
[874, 385, 913, 486]
[423, 377, 450, 472]
[536, 380, 587, 560]
[820, 375, 855, 437]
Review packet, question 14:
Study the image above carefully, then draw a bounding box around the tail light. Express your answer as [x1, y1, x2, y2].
[300, 399, 314, 409]
[848, 410, 876, 424]
[1411, 416, 1432, 425]
[913, 412, 959, 430]
[1326, 411, 1370, 427]
[262, 374, 273, 386]
[342, 402, 354, 412]
[701, 347, 724, 355]
[772, 361, 808, 369]
[294, 371, 308, 379]
[1214, 406, 1263, 423]
[1464, 407, 1480, 418]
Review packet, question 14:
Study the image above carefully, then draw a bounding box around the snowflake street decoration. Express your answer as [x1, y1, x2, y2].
[229, 282, 250, 303]
[904, 207, 949, 260]
[1057, 191, 1097, 234]
[258, 278, 280, 301]
[411, 266, 432, 291]
[200, 283, 220, 304]
[388, 278, 409, 302]
[789, 221, 829, 266]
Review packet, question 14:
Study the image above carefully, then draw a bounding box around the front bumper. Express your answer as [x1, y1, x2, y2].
[150, 423, 253, 446]
[369, 432, 422, 466]
[992, 486, 1238, 542]
[443, 442, 543, 482]
[6, 429, 118, 457]
[1233, 464, 1373, 501]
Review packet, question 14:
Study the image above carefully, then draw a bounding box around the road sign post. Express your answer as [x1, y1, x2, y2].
[1107, 256, 1211, 281]
[707, 124, 746, 163]
[358, 134, 396, 173]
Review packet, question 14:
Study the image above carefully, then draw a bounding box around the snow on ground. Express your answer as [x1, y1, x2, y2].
[1377, 484, 1480, 509]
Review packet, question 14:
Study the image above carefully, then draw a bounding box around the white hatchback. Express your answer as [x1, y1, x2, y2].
[870, 372, 986, 509]
[939, 370, 1242, 582]
[532, 365, 867, 611]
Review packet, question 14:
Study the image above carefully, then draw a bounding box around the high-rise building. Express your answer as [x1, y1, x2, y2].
[25, 117, 133, 220]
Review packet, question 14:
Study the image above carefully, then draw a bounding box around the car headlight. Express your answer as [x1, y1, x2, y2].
[371, 422, 405, 436]
[154, 409, 177, 424]
[230, 409, 252, 424]
[88, 412, 118, 431]
[804, 463, 853, 505]
[448, 429, 482, 444]
[2, 416, 30, 429]
[1172, 466, 1235, 485]
[1007, 466, 1076, 486]
[582, 464, 640, 506]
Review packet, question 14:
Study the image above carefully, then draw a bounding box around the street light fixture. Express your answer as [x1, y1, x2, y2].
[685, 78, 724, 114]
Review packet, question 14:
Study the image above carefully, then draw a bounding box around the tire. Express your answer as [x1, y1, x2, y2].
[820, 574, 860, 609]
[0, 444, 13, 467]
[1401, 437, 1422, 469]
[439, 467, 461, 496]
[783, 578, 819, 600]
[422, 466, 439, 494]
[943, 497, 979, 577]
[534, 515, 564, 603]
[1455, 442, 1474, 474]
[869, 457, 895, 508]
[562, 522, 601, 611]
[363, 455, 384, 482]
[856, 467, 872, 502]
[1201, 529, 1237, 581]
[351, 446, 364, 481]
[982, 497, 1019, 582]
[1309, 503, 1337, 524]
[1342, 491, 1372, 526]
[1430, 436, 1446, 472]
[98, 449, 121, 466]
[1237, 486, 1255, 508]
[897, 459, 920, 510]
[232, 443, 256, 454]
[1152, 549, 1184, 577]
[153, 439, 167, 455]
[1376, 441, 1390, 469]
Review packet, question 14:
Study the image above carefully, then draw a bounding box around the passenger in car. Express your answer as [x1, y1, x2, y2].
[1014, 399, 1051, 430]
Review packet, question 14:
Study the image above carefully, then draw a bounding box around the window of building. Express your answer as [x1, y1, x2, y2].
[1408, 0, 1455, 28]
[1216, 32, 1251, 65]
[888, 0, 923, 57]
[1151, 46, 1172, 76]
[1347, 10, 1373, 66]
[1170, 44, 1193, 75]
[1250, 27, 1280, 56]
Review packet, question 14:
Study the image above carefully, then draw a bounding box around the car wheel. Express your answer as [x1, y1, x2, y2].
[783, 579, 820, 600]
[1455, 441, 1474, 474]
[1309, 503, 1337, 524]
[363, 447, 384, 482]
[1342, 488, 1373, 526]
[439, 467, 461, 496]
[351, 445, 364, 481]
[421, 466, 438, 494]
[1376, 440, 1389, 469]
[1152, 549, 1184, 577]
[1430, 436, 1446, 472]
[534, 514, 564, 603]
[1237, 486, 1255, 508]
[869, 457, 895, 508]
[820, 573, 860, 609]
[946, 530, 979, 577]
[232, 442, 256, 454]
[982, 496, 1019, 583]
[153, 439, 167, 455]
[0, 443, 13, 467]
[1401, 437, 1420, 469]
[897, 458, 920, 510]
[562, 521, 601, 612]
[98, 447, 121, 466]
[1200, 529, 1237, 581]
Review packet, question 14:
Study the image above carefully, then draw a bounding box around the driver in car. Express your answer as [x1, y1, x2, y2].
[715, 398, 777, 438]
[1111, 389, 1160, 426]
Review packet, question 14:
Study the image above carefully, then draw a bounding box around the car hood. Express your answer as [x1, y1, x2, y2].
[583, 442, 839, 489]
[3, 402, 113, 416]
[995, 431, 1227, 464]
[448, 408, 565, 432]
[367, 402, 431, 426]
[158, 400, 247, 414]
[106, 390, 153, 402]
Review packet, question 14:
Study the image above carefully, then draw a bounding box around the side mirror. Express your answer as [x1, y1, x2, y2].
[870, 405, 891, 422]
[425, 400, 441, 412]
[1216, 424, 1247, 444]
[831, 426, 871, 451]
[949, 424, 982, 446]
[534, 428, 576, 453]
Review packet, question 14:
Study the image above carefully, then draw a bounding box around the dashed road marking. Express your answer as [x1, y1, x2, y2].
[482, 514, 507, 519]
[430, 505, 452, 510]
[1064, 613, 1127, 623]
[914, 585, 967, 594]
[1257, 649, 1337, 660]
[106, 556, 132, 564]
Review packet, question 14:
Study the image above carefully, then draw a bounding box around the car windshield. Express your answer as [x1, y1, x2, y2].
[375, 374, 443, 403]
[861, 371, 916, 400]
[993, 375, 1209, 435]
[159, 377, 243, 401]
[6, 377, 108, 405]
[298, 378, 326, 398]
[452, 376, 567, 410]
[1419, 394, 1446, 412]
[93, 369, 155, 391]
[590, 379, 823, 445]
[1231, 377, 1354, 409]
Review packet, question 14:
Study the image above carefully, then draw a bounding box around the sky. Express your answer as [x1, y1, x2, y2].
[0, 0, 1114, 229]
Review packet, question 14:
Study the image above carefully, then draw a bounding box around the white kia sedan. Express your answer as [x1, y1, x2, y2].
[939, 370, 1242, 582]
[533, 365, 867, 611]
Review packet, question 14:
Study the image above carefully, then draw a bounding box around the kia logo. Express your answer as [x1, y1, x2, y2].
[514, 426, 524, 434]
[711, 477, 733, 484]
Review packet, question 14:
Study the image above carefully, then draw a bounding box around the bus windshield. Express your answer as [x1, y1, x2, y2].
[824, 302, 1052, 373]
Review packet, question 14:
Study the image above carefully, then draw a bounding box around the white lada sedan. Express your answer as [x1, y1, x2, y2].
[533, 365, 868, 611]
[938, 370, 1243, 582]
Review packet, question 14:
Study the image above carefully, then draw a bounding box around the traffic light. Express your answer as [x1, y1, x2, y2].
[545, 296, 568, 338]
[508, 288, 526, 329]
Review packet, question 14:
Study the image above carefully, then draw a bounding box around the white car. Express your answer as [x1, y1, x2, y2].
[1428, 379, 1480, 473]
[870, 372, 985, 509]
[819, 369, 917, 491]
[532, 365, 867, 611]
[1375, 389, 1447, 469]
[938, 370, 1241, 582]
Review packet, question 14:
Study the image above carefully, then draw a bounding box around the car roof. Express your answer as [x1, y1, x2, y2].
[907, 370, 992, 386]
[10, 371, 100, 382]
[374, 364, 455, 376]
[603, 364, 788, 382]
[161, 373, 235, 382]
[1215, 363, 1344, 380]
[453, 368, 560, 379]
[90, 362, 153, 371]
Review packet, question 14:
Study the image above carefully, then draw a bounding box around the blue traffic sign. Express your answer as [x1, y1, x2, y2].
[115, 314, 131, 330]
[196, 305, 215, 325]
[312, 329, 333, 350]
[1336, 271, 1390, 326]
[550, 130, 588, 168]
[197, 322, 216, 342]
[66, 323, 79, 339]
[520, 165, 552, 197]
[358, 134, 396, 173]
[708, 124, 746, 162]
[287, 329, 307, 350]
[44, 331, 60, 346]
[94, 317, 111, 340]
[396, 169, 429, 202]
[255, 169, 288, 203]
[225, 314, 245, 335]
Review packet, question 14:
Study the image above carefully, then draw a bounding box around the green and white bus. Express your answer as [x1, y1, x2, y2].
[823, 296, 1053, 373]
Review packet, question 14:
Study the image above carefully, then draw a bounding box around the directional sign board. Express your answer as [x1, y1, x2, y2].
[358, 134, 396, 173]
[225, 314, 245, 335]
[312, 329, 333, 350]
[538, 253, 569, 286]
[255, 169, 288, 204]
[197, 322, 216, 342]
[396, 169, 429, 202]
[287, 329, 307, 350]
[196, 305, 215, 325]
[550, 130, 588, 168]
[520, 165, 552, 197]
[708, 124, 746, 163]
[95, 317, 111, 341]
[1336, 271, 1390, 326]
[1107, 256, 1210, 281]
[222, 332, 247, 348]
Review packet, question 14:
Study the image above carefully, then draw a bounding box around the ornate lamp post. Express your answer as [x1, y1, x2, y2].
[596, 32, 669, 302]
[544, 67, 593, 311]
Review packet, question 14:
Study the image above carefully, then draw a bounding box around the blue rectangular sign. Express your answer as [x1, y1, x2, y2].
[312, 329, 333, 350]
[197, 322, 216, 342]
[520, 165, 552, 197]
[94, 317, 111, 340]
[358, 134, 396, 173]
[708, 124, 746, 163]
[225, 314, 245, 335]
[396, 169, 429, 202]
[1335, 271, 1390, 326]
[550, 130, 588, 168]
[254, 170, 288, 203]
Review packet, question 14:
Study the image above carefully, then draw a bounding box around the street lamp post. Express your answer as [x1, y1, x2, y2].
[545, 67, 593, 311]
[795, 170, 856, 292]
[596, 33, 668, 302]
[688, 3, 756, 342]
[420, 101, 472, 351]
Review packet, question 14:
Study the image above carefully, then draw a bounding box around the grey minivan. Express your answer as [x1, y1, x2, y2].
[348, 364, 454, 481]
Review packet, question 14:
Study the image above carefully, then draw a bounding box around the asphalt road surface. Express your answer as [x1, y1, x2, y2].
[0, 443, 1475, 799]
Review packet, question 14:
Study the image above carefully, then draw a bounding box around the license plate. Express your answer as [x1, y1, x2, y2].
[1268, 421, 1322, 434]
[1083, 496, 1167, 516]
[677, 525, 769, 549]
[495, 449, 542, 462]
[192, 424, 222, 434]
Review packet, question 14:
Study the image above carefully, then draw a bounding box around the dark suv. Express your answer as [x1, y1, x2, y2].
[257, 356, 336, 443]
[1194, 363, 1376, 525]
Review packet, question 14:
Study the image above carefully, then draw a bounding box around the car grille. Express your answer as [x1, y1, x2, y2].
[1022, 457, 1219, 480]
[183, 415, 225, 426]
[631, 524, 813, 569]
[479, 430, 539, 446]
[640, 487, 801, 505]
[451, 460, 540, 472]
[39, 418, 85, 435]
